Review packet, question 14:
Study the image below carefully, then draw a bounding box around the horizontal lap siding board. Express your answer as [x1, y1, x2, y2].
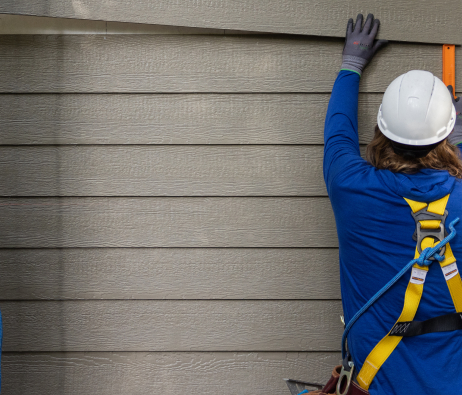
[0, 248, 340, 300]
[3, 90, 459, 145]
[0, 14, 228, 35]
[0, 197, 337, 248]
[0, 35, 448, 93]
[0, 300, 343, 351]
[0, 146, 329, 196]
[2, 352, 341, 395]
[2, 91, 459, 145]
[0, 1, 460, 44]
[0, 94, 382, 145]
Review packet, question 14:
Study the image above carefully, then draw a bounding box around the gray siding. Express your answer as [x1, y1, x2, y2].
[0, 0, 460, 44]
[2, 352, 341, 395]
[0, 248, 340, 300]
[0, 35, 448, 93]
[0, 197, 337, 247]
[0, 31, 350, 394]
[0, 301, 342, 351]
[0, 93, 381, 145]
[0, 146, 328, 196]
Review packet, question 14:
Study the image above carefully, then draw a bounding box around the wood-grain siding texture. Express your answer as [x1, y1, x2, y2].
[0, 0, 460, 44]
[0, 93, 381, 145]
[0, 197, 337, 248]
[1, 352, 341, 395]
[0, 146, 330, 196]
[0, 300, 343, 351]
[0, 35, 452, 93]
[0, 248, 340, 300]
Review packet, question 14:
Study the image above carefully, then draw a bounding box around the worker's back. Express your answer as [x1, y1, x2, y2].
[324, 69, 462, 395]
[329, 157, 462, 394]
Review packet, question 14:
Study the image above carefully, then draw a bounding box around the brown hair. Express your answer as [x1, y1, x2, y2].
[366, 125, 462, 178]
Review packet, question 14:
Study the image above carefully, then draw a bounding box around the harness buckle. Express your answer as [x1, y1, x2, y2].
[412, 208, 448, 259]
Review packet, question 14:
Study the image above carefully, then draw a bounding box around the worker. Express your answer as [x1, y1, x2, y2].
[321, 13, 462, 395]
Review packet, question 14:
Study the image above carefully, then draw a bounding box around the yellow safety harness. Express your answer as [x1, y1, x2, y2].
[356, 194, 462, 390]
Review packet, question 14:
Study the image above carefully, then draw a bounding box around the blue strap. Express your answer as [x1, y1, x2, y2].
[341, 217, 460, 359]
[296, 391, 309, 395]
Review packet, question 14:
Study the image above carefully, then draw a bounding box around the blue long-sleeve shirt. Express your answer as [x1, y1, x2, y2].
[324, 70, 462, 395]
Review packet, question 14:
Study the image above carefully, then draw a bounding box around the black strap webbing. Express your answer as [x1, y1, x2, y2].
[389, 312, 462, 337]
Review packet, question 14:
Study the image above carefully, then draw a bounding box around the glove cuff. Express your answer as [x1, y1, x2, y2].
[340, 55, 368, 76]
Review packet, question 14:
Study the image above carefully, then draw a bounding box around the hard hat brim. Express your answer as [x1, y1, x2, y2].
[377, 103, 456, 146]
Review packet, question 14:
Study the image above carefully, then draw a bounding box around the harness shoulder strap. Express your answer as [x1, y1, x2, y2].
[356, 194, 462, 390]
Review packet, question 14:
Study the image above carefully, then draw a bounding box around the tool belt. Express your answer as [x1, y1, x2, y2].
[300, 366, 369, 395]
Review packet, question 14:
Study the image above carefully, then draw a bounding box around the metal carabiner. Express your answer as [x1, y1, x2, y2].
[336, 361, 355, 395]
[412, 209, 448, 259]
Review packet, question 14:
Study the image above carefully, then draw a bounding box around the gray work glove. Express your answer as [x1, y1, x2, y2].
[447, 85, 462, 146]
[341, 13, 388, 76]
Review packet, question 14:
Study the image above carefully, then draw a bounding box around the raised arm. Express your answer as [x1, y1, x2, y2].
[323, 14, 387, 193]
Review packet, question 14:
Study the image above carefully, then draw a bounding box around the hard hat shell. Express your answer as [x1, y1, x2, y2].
[377, 70, 456, 146]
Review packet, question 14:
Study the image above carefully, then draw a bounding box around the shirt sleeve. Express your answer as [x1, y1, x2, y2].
[323, 70, 368, 195]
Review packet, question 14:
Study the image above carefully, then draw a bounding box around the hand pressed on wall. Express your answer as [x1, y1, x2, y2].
[341, 13, 388, 76]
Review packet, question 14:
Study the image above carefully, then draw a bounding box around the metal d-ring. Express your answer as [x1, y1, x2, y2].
[336, 362, 355, 395]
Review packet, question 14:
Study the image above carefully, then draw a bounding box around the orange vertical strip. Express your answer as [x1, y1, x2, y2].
[443, 44, 456, 98]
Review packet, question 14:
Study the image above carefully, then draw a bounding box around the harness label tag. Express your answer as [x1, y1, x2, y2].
[410, 267, 428, 284]
[442, 262, 459, 281]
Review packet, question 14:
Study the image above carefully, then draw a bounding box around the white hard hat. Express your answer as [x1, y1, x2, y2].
[377, 70, 456, 146]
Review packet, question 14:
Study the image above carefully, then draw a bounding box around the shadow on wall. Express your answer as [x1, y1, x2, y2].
[0, 34, 67, 392]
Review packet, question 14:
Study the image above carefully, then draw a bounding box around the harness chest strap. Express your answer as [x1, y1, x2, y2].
[356, 194, 462, 390]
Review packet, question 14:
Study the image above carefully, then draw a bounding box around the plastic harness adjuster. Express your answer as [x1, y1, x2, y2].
[411, 206, 448, 259]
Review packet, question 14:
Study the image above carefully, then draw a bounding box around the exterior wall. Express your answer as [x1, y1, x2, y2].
[0, 14, 227, 34]
[0, 1, 460, 43]
[0, 13, 459, 395]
